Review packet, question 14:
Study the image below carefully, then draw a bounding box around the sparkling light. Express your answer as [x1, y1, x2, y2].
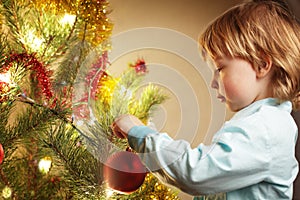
[2, 186, 12, 199]
[60, 14, 76, 26]
[38, 157, 52, 174]
[0, 73, 11, 84]
[105, 188, 115, 198]
[21, 29, 44, 52]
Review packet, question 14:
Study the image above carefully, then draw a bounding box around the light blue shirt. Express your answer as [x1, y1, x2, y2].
[128, 98, 299, 199]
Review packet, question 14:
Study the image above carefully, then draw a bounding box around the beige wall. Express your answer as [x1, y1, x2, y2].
[109, 0, 242, 39]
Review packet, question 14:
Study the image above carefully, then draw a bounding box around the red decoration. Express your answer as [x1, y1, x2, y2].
[86, 51, 109, 100]
[72, 52, 109, 120]
[0, 81, 10, 103]
[50, 176, 61, 184]
[3, 53, 53, 100]
[130, 59, 147, 74]
[103, 151, 148, 193]
[0, 144, 4, 164]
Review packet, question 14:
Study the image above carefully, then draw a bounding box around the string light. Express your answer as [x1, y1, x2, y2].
[105, 188, 115, 198]
[20, 29, 44, 52]
[2, 186, 12, 199]
[38, 157, 52, 174]
[0, 73, 12, 85]
[60, 14, 76, 26]
[0, 71, 16, 103]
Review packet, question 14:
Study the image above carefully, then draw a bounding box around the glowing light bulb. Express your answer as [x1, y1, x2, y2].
[23, 29, 44, 51]
[32, 37, 43, 49]
[0, 73, 11, 84]
[60, 14, 76, 26]
[38, 157, 52, 174]
[105, 188, 115, 198]
[2, 186, 12, 199]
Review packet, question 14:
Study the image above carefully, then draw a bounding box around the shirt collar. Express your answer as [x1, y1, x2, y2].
[230, 98, 292, 121]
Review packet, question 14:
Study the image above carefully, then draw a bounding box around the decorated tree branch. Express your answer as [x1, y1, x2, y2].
[0, 0, 180, 199]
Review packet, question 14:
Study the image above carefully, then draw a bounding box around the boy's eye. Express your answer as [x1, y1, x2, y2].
[217, 67, 223, 72]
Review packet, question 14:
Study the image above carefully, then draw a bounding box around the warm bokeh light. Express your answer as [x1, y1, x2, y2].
[38, 157, 52, 174]
[0, 72, 11, 84]
[60, 14, 76, 26]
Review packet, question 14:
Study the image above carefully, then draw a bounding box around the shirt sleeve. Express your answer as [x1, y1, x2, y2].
[128, 122, 271, 196]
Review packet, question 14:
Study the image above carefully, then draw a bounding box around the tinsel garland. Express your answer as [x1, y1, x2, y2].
[96, 72, 119, 109]
[117, 173, 180, 200]
[96, 59, 147, 108]
[141, 173, 180, 200]
[30, 0, 113, 47]
[0, 81, 10, 103]
[86, 51, 109, 100]
[2, 53, 53, 100]
[72, 51, 109, 119]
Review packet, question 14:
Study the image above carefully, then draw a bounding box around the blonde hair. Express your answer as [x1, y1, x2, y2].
[199, 1, 300, 110]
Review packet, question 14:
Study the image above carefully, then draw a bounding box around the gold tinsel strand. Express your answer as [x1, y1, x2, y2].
[96, 73, 119, 108]
[137, 174, 180, 200]
[31, 0, 113, 47]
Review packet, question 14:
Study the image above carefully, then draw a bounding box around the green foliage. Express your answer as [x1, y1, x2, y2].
[0, 0, 180, 199]
[0, 0, 78, 62]
[130, 83, 168, 123]
[94, 68, 167, 148]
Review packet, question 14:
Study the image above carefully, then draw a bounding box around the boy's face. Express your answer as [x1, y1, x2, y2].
[210, 56, 261, 112]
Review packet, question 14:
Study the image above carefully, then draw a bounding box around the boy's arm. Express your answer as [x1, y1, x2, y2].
[111, 114, 144, 138]
[126, 125, 271, 196]
[111, 115, 270, 196]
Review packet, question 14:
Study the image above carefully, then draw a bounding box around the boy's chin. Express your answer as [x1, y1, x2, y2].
[226, 102, 242, 112]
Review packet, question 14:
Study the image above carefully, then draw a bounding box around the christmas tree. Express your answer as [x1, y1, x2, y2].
[0, 0, 180, 199]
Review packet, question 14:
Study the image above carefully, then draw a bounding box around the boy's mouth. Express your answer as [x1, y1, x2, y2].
[217, 95, 226, 103]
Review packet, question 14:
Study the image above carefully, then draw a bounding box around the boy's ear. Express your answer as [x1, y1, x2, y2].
[256, 57, 273, 78]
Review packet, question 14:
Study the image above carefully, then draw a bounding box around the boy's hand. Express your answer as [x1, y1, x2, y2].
[111, 114, 144, 139]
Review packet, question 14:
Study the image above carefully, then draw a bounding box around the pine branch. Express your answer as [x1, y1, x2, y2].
[52, 41, 92, 90]
[1, 0, 28, 52]
[0, 34, 8, 60]
[33, 8, 79, 63]
[130, 84, 168, 122]
[46, 15, 78, 63]
[46, 124, 100, 184]
[0, 95, 108, 199]
[110, 68, 144, 117]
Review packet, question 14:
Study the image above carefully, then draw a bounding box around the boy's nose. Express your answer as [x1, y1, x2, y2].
[211, 78, 218, 89]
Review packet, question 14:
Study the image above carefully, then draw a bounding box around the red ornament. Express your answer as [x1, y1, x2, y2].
[0, 144, 4, 164]
[130, 59, 147, 74]
[103, 151, 148, 194]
